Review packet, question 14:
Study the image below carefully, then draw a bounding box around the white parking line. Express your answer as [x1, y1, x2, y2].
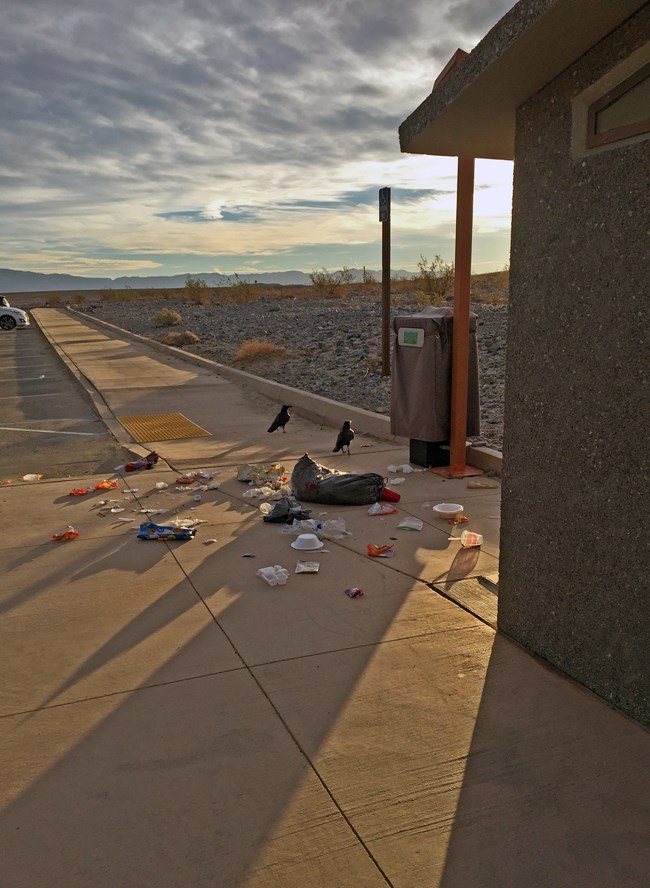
[0, 393, 56, 400]
[0, 376, 49, 382]
[0, 426, 101, 436]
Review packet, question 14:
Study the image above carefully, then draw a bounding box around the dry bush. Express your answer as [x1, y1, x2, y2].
[159, 330, 200, 347]
[70, 294, 85, 305]
[233, 339, 287, 362]
[154, 308, 181, 327]
[44, 293, 63, 306]
[414, 289, 446, 309]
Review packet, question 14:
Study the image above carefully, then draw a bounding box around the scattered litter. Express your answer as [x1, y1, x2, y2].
[291, 533, 325, 551]
[137, 521, 196, 541]
[110, 507, 125, 514]
[256, 565, 290, 586]
[243, 485, 279, 501]
[360, 443, 373, 448]
[345, 587, 364, 598]
[388, 477, 406, 485]
[320, 517, 350, 540]
[117, 517, 135, 522]
[280, 518, 322, 535]
[121, 452, 159, 473]
[52, 525, 79, 541]
[93, 479, 120, 491]
[368, 502, 397, 516]
[263, 495, 312, 524]
[467, 479, 499, 489]
[39, 374, 46, 379]
[292, 454, 385, 506]
[396, 516, 423, 531]
[69, 487, 90, 496]
[171, 518, 207, 528]
[295, 561, 320, 574]
[155, 481, 169, 490]
[204, 538, 217, 545]
[432, 503, 464, 519]
[242, 553, 256, 558]
[237, 463, 288, 488]
[176, 475, 196, 485]
[22, 473, 43, 482]
[137, 508, 168, 515]
[380, 488, 401, 503]
[206, 481, 221, 490]
[387, 464, 415, 474]
[122, 487, 139, 493]
[367, 543, 395, 558]
[448, 515, 469, 526]
[460, 530, 483, 548]
[193, 494, 202, 502]
[1, 480, 12, 485]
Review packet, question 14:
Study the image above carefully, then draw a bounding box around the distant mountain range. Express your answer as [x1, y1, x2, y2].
[0, 267, 416, 293]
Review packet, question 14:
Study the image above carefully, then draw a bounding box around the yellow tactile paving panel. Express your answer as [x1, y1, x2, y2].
[116, 412, 210, 443]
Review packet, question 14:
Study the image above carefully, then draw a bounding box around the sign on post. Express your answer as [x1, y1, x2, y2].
[379, 187, 391, 376]
[379, 186, 391, 222]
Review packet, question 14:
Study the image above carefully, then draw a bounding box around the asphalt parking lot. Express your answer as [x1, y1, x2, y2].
[0, 320, 126, 480]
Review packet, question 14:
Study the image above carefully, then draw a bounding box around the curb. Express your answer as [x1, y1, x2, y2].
[65, 307, 503, 475]
[31, 309, 146, 460]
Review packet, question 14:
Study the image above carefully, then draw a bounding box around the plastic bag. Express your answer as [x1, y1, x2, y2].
[291, 454, 385, 506]
[137, 521, 196, 541]
[52, 525, 79, 541]
[396, 516, 423, 531]
[367, 543, 395, 558]
[368, 502, 397, 516]
[320, 517, 350, 540]
[93, 479, 120, 491]
[263, 495, 312, 524]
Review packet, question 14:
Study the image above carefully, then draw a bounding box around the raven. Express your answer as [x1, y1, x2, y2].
[332, 420, 355, 454]
[268, 404, 292, 433]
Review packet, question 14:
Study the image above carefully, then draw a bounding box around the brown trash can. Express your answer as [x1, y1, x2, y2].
[390, 307, 480, 462]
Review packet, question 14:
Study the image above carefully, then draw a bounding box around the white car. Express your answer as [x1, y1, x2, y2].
[0, 297, 30, 330]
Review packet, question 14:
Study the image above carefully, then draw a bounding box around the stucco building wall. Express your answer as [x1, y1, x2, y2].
[500, 7, 649, 724]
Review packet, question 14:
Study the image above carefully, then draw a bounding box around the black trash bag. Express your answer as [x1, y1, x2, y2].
[263, 495, 312, 524]
[291, 453, 385, 506]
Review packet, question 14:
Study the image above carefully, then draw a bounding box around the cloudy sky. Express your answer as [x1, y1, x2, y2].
[1, 0, 514, 279]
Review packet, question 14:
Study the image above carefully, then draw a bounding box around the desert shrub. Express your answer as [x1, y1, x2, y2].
[233, 339, 287, 362]
[184, 275, 210, 305]
[310, 266, 355, 297]
[159, 330, 200, 347]
[44, 293, 62, 306]
[154, 308, 181, 327]
[414, 289, 446, 309]
[415, 254, 454, 304]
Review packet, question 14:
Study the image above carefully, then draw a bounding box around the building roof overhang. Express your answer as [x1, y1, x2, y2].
[399, 0, 647, 160]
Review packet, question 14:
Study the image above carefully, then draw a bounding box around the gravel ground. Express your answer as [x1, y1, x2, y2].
[89, 293, 507, 450]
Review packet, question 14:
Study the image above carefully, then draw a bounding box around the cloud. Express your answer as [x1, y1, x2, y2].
[0, 0, 513, 277]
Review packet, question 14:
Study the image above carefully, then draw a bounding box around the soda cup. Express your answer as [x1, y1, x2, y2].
[460, 530, 483, 548]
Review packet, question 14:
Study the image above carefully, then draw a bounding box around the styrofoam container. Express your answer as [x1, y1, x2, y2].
[432, 503, 464, 519]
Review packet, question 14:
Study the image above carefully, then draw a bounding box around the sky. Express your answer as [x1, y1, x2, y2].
[0, 0, 515, 280]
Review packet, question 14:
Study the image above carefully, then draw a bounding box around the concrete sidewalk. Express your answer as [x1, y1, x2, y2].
[0, 309, 647, 887]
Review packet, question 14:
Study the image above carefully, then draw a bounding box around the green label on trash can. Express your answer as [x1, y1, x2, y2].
[398, 328, 424, 347]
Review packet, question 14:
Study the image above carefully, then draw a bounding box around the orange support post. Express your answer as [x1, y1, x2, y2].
[430, 155, 483, 479]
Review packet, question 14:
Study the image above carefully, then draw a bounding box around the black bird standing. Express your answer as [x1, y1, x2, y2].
[268, 404, 292, 433]
[333, 420, 355, 454]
